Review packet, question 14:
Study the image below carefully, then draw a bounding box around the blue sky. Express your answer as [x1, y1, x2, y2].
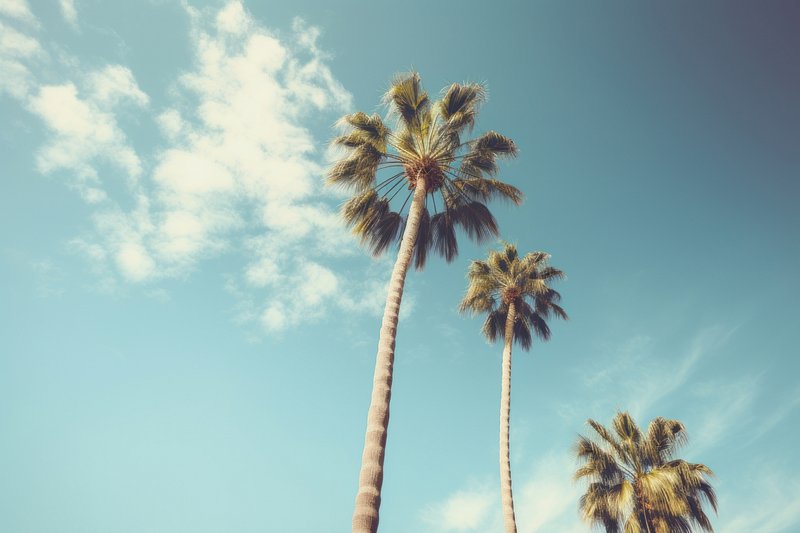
[1, 1, 798, 531]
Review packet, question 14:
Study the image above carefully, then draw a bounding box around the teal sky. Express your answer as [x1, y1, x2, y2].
[1, 1, 798, 531]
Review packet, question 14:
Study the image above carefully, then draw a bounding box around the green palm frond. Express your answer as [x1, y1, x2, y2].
[481, 308, 506, 344]
[328, 143, 384, 191]
[342, 189, 381, 228]
[452, 201, 499, 243]
[437, 82, 486, 133]
[430, 212, 458, 262]
[460, 131, 518, 178]
[335, 112, 389, 152]
[613, 412, 644, 447]
[412, 206, 431, 269]
[512, 314, 532, 350]
[452, 177, 524, 205]
[467, 259, 491, 280]
[385, 72, 430, 130]
[646, 418, 688, 466]
[587, 419, 630, 466]
[364, 210, 404, 256]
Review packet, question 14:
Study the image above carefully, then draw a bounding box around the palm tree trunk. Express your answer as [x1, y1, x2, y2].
[500, 301, 518, 533]
[352, 176, 428, 533]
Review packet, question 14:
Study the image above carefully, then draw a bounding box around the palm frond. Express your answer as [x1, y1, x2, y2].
[452, 177, 524, 205]
[437, 82, 485, 133]
[413, 206, 431, 270]
[481, 308, 506, 344]
[342, 189, 381, 228]
[575, 413, 716, 533]
[528, 311, 551, 341]
[430, 212, 458, 262]
[459, 292, 496, 315]
[646, 418, 688, 466]
[327, 143, 384, 191]
[613, 412, 644, 447]
[467, 259, 491, 280]
[334, 111, 389, 152]
[452, 200, 499, 243]
[364, 210, 404, 256]
[518, 251, 549, 272]
[512, 313, 532, 350]
[587, 419, 629, 464]
[385, 72, 430, 130]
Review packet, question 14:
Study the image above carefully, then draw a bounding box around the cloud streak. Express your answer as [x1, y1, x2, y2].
[721, 465, 800, 533]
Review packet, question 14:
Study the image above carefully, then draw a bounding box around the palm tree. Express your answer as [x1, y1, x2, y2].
[574, 412, 718, 532]
[328, 73, 522, 533]
[459, 243, 567, 533]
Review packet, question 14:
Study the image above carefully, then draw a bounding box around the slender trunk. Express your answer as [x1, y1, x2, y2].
[352, 177, 428, 533]
[499, 302, 518, 533]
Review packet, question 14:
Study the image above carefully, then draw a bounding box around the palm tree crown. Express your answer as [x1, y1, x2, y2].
[460, 243, 567, 349]
[575, 412, 718, 533]
[328, 72, 521, 266]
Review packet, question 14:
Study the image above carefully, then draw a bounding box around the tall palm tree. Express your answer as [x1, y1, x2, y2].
[574, 412, 718, 532]
[328, 73, 522, 533]
[459, 243, 567, 533]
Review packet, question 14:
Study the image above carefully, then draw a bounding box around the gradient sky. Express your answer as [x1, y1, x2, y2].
[1, 1, 799, 532]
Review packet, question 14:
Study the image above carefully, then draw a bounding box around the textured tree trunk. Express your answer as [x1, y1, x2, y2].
[352, 177, 428, 533]
[500, 302, 518, 533]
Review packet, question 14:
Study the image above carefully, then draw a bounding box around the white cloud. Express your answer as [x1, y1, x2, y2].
[0, 20, 40, 56]
[157, 109, 183, 139]
[0, 19, 44, 98]
[513, 455, 581, 532]
[261, 301, 287, 332]
[0, 0, 37, 25]
[116, 242, 156, 282]
[422, 486, 495, 532]
[88, 65, 148, 106]
[28, 71, 147, 191]
[58, 0, 78, 29]
[215, 0, 248, 35]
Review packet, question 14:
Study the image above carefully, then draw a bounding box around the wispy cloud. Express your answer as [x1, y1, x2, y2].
[58, 0, 78, 30]
[572, 325, 739, 421]
[745, 386, 800, 446]
[687, 375, 759, 455]
[0, 16, 44, 98]
[0, 0, 37, 26]
[721, 465, 800, 533]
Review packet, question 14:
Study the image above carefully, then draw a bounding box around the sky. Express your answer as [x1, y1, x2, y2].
[1, 0, 798, 531]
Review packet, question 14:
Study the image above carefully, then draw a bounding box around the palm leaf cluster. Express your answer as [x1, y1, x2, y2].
[575, 412, 718, 532]
[328, 73, 522, 268]
[460, 243, 567, 350]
